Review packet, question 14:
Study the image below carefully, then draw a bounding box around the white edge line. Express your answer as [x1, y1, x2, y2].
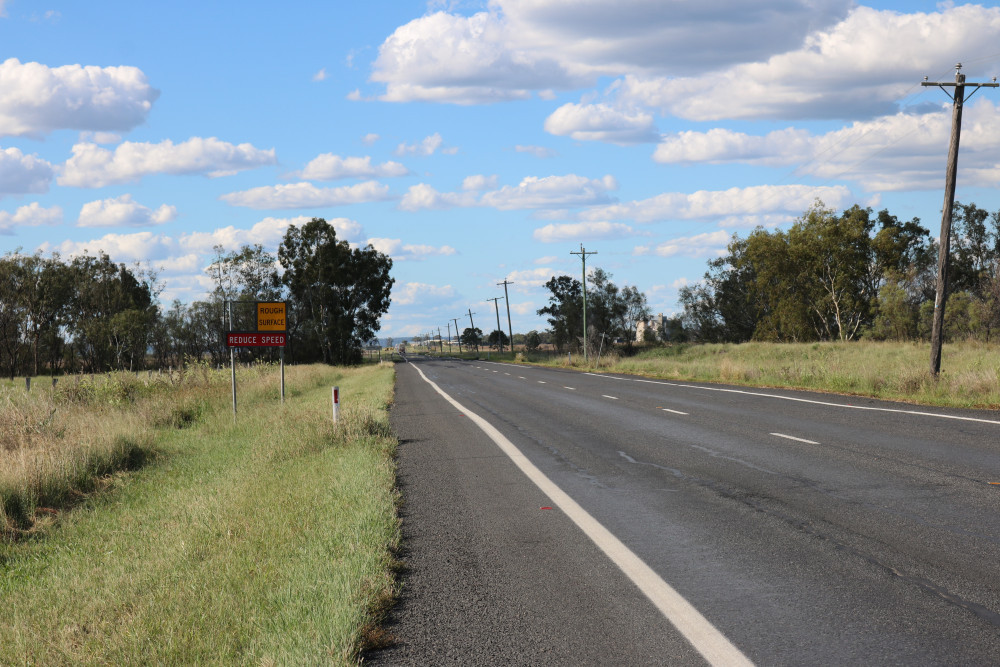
[584, 373, 1000, 427]
[408, 362, 752, 667]
[771, 432, 820, 445]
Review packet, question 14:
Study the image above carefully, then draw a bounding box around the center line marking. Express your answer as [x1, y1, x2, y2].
[538, 380, 546, 384]
[662, 409, 688, 415]
[564, 386, 576, 390]
[602, 395, 618, 400]
[408, 362, 751, 667]
[519, 376, 526, 379]
[771, 432, 820, 445]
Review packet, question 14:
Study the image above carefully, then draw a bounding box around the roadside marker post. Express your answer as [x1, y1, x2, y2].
[332, 386, 340, 423]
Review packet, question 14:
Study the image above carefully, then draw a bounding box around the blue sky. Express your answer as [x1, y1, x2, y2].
[3, 0, 1000, 338]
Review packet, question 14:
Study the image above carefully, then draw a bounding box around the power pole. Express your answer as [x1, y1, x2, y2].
[487, 296, 504, 353]
[446, 321, 453, 354]
[498, 279, 514, 352]
[570, 244, 598, 362]
[467, 308, 479, 353]
[922, 63, 998, 376]
[452, 317, 463, 354]
[438, 326, 444, 354]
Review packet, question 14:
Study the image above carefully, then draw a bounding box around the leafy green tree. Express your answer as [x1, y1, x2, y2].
[460, 327, 482, 351]
[537, 275, 582, 352]
[487, 329, 509, 351]
[277, 218, 393, 364]
[524, 330, 541, 352]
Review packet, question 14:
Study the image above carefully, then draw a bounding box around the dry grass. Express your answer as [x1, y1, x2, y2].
[0, 362, 401, 664]
[525, 341, 1000, 410]
[0, 363, 277, 538]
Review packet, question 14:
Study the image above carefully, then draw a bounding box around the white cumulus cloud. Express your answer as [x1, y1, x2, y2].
[0, 147, 53, 196]
[367, 237, 457, 261]
[395, 133, 446, 156]
[480, 174, 617, 210]
[634, 231, 731, 258]
[0, 58, 159, 137]
[59, 137, 277, 187]
[220, 181, 392, 209]
[617, 5, 1000, 121]
[0, 202, 62, 234]
[297, 154, 409, 180]
[544, 102, 658, 144]
[177, 217, 364, 254]
[581, 184, 852, 223]
[462, 174, 498, 191]
[370, 1, 850, 104]
[533, 221, 642, 243]
[77, 194, 177, 228]
[392, 282, 457, 306]
[651, 100, 1000, 192]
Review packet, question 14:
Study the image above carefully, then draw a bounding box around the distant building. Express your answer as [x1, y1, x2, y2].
[636, 313, 669, 341]
[636, 313, 664, 340]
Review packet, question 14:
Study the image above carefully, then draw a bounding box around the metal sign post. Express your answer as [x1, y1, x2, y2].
[226, 301, 288, 418]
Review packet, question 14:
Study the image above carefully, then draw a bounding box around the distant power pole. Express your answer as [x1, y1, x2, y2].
[487, 297, 504, 353]
[446, 321, 453, 354]
[452, 317, 463, 353]
[438, 326, 444, 354]
[498, 279, 514, 351]
[570, 244, 598, 362]
[922, 63, 998, 376]
[467, 308, 478, 353]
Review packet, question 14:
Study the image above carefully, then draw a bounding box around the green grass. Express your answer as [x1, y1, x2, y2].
[0, 362, 399, 665]
[511, 341, 1000, 410]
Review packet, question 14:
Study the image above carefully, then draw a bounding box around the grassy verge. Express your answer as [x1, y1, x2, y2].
[0, 362, 399, 664]
[505, 341, 1000, 410]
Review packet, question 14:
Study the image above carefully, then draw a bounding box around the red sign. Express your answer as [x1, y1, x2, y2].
[226, 332, 287, 347]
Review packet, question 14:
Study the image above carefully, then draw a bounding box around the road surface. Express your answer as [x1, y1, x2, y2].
[367, 355, 1000, 665]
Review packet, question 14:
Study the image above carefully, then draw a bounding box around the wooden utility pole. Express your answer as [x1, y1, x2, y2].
[498, 279, 515, 351]
[487, 296, 504, 353]
[452, 317, 463, 353]
[570, 244, 598, 362]
[922, 63, 998, 376]
[467, 308, 479, 353]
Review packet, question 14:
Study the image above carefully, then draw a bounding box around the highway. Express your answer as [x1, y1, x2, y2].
[369, 355, 1000, 665]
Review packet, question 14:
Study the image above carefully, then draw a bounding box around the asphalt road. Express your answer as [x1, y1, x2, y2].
[367, 355, 1000, 665]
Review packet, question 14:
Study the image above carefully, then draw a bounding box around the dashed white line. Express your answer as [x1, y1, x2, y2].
[564, 386, 576, 390]
[771, 432, 820, 445]
[519, 376, 526, 380]
[538, 380, 547, 384]
[662, 409, 688, 415]
[602, 395, 619, 400]
[582, 372, 1000, 427]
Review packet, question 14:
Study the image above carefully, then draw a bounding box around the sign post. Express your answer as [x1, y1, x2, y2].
[332, 386, 340, 423]
[258, 301, 287, 403]
[226, 301, 288, 418]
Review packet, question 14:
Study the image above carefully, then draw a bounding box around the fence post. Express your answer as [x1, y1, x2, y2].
[25, 377, 30, 392]
[332, 386, 340, 423]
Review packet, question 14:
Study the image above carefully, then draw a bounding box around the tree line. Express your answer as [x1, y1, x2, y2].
[677, 201, 1000, 344]
[0, 218, 393, 378]
[536, 268, 650, 354]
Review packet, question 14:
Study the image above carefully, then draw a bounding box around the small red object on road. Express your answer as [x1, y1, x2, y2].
[540, 506, 553, 510]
